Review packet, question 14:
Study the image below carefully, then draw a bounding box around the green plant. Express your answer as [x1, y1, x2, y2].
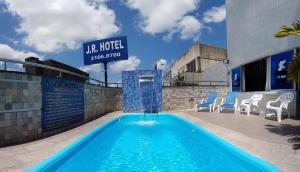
[275, 21, 300, 83]
[287, 54, 300, 83]
[274, 21, 300, 38]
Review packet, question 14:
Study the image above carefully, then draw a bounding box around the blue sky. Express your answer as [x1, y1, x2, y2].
[0, 0, 226, 82]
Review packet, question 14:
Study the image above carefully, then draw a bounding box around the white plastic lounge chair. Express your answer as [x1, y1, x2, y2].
[240, 94, 263, 116]
[218, 92, 238, 113]
[196, 92, 218, 112]
[265, 92, 294, 122]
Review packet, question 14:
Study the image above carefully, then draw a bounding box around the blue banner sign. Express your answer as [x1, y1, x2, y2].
[271, 50, 293, 90]
[42, 76, 84, 132]
[231, 67, 241, 91]
[83, 36, 128, 65]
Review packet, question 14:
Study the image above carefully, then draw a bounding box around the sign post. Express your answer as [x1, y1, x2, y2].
[83, 36, 128, 86]
[297, 70, 300, 119]
[104, 62, 108, 87]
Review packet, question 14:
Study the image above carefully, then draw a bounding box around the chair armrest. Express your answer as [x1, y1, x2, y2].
[201, 99, 204, 104]
[241, 98, 251, 104]
[266, 98, 280, 107]
[251, 100, 259, 107]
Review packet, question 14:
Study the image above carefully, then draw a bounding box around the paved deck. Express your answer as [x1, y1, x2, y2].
[0, 110, 300, 171]
[171, 110, 300, 172]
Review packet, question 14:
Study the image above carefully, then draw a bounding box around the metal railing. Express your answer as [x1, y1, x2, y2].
[163, 80, 229, 87]
[0, 58, 122, 88]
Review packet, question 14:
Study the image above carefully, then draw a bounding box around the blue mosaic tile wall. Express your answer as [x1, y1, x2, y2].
[122, 70, 162, 113]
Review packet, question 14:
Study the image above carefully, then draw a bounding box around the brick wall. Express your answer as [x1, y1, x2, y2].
[0, 71, 42, 146]
[84, 84, 122, 121]
[162, 86, 229, 110]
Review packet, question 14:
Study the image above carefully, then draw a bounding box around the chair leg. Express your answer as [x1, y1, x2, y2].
[276, 109, 282, 122]
[247, 105, 250, 116]
[287, 109, 290, 119]
[265, 108, 268, 118]
[234, 106, 237, 114]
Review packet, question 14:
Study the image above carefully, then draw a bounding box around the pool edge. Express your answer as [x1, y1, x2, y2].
[27, 113, 281, 172]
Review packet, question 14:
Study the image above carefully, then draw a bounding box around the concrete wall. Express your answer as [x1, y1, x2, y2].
[0, 71, 122, 147]
[202, 62, 228, 82]
[165, 43, 227, 82]
[226, 0, 300, 68]
[163, 86, 229, 111]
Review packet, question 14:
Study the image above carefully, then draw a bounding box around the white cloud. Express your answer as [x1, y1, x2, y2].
[0, 44, 40, 71]
[109, 56, 141, 73]
[3, 0, 119, 53]
[0, 44, 39, 61]
[79, 63, 101, 74]
[124, 0, 202, 41]
[203, 5, 226, 23]
[156, 58, 168, 70]
[178, 16, 202, 41]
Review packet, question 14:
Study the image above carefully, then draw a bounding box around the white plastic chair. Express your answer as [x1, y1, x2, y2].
[265, 92, 294, 122]
[240, 94, 263, 116]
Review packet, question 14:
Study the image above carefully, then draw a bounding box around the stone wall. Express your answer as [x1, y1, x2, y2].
[163, 86, 229, 111]
[0, 71, 42, 146]
[0, 71, 122, 147]
[84, 84, 122, 121]
[162, 86, 297, 118]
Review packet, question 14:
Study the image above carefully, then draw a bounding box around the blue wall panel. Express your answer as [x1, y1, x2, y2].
[231, 67, 241, 92]
[42, 76, 84, 132]
[122, 70, 162, 113]
[271, 50, 293, 90]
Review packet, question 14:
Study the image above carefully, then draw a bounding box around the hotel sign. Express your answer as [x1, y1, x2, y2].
[83, 36, 128, 65]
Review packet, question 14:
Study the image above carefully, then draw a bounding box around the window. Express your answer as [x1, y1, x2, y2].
[244, 59, 266, 91]
[186, 60, 196, 72]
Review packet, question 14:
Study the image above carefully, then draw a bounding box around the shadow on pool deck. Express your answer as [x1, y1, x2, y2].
[265, 124, 300, 150]
[175, 110, 300, 149]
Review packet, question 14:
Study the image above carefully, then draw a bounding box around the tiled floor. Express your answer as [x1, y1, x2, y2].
[0, 110, 300, 172]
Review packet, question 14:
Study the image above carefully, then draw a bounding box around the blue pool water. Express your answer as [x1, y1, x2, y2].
[29, 114, 280, 172]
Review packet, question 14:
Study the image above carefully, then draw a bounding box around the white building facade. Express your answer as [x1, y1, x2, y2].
[226, 0, 300, 92]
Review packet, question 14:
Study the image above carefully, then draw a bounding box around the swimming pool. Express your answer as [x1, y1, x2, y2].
[28, 114, 280, 172]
